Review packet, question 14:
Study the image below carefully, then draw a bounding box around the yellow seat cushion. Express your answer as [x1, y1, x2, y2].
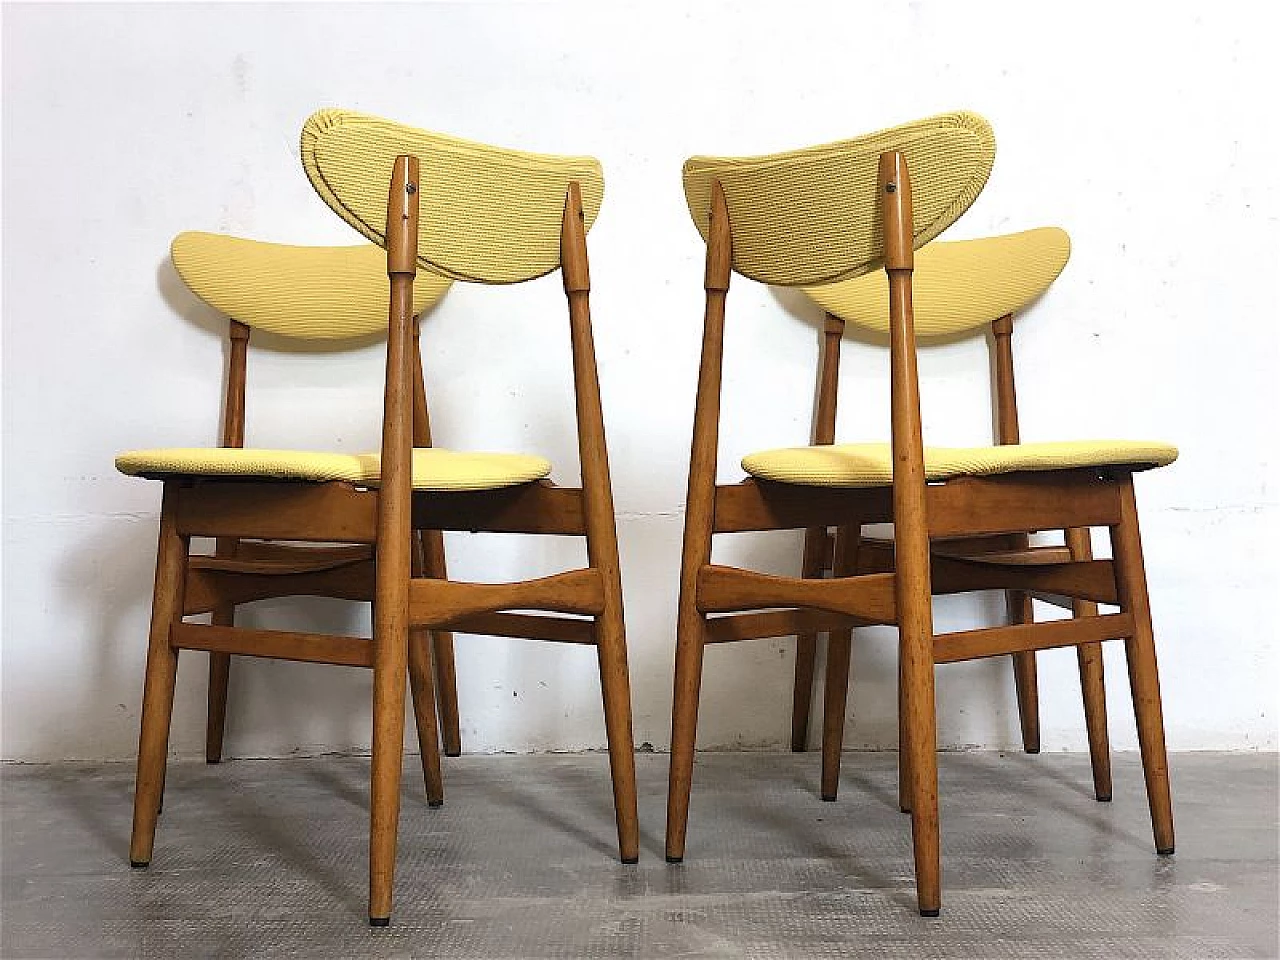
[171, 233, 452, 340]
[115, 447, 551, 492]
[803, 227, 1071, 338]
[741, 440, 1177, 488]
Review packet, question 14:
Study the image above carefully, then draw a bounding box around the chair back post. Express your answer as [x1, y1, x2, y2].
[221, 320, 250, 449]
[368, 154, 419, 923]
[813, 313, 844, 446]
[559, 180, 617, 563]
[409, 315, 435, 448]
[880, 146, 941, 912]
[684, 179, 732, 559]
[991, 313, 1020, 445]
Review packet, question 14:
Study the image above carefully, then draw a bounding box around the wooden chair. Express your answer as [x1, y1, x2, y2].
[664, 111, 1177, 916]
[120, 109, 638, 924]
[166, 234, 466, 765]
[788, 227, 1114, 806]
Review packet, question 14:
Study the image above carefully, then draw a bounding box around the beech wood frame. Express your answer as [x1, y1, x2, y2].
[663, 155, 1174, 916]
[129, 158, 638, 925]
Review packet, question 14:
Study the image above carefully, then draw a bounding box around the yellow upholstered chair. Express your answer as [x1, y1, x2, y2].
[665, 112, 1176, 916]
[788, 228, 1117, 809]
[159, 233, 467, 769]
[121, 110, 638, 924]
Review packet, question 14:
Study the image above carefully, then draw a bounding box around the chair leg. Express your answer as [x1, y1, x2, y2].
[1066, 527, 1112, 802]
[820, 630, 853, 801]
[205, 640, 232, 764]
[420, 528, 461, 756]
[130, 484, 189, 868]
[897, 654, 912, 814]
[900, 623, 941, 916]
[791, 633, 818, 752]
[791, 526, 830, 751]
[1008, 592, 1040, 754]
[407, 626, 444, 807]
[1110, 480, 1174, 855]
[596, 590, 640, 864]
[431, 632, 461, 756]
[665, 596, 706, 863]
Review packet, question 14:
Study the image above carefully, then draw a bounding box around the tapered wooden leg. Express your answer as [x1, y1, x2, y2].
[596, 593, 640, 863]
[1009, 593, 1040, 754]
[791, 633, 818, 752]
[1110, 480, 1174, 855]
[819, 526, 859, 800]
[820, 630, 852, 801]
[130, 483, 189, 868]
[205, 648, 232, 764]
[900, 622, 941, 915]
[368, 613, 409, 923]
[791, 526, 830, 751]
[1066, 527, 1112, 801]
[665, 598, 705, 862]
[897, 654, 912, 814]
[407, 626, 444, 807]
[418, 528, 461, 756]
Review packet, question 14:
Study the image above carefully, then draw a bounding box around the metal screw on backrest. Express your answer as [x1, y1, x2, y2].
[886, 183, 897, 193]
[406, 182, 417, 194]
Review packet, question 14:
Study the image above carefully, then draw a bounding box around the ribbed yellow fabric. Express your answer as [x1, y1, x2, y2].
[742, 440, 1177, 488]
[682, 112, 996, 287]
[301, 109, 605, 285]
[115, 447, 551, 492]
[171, 233, 452, 340]
[803, 227, 1071, 338]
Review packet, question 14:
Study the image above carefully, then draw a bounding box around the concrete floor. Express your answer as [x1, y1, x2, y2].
[1, 752, 1276, 959]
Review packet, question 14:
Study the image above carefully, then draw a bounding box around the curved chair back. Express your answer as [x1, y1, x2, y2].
[803, 227, 1071, 338]
[681, 112, 995, 287]
[301, 109, 605, 284]
[171, 233, 451, 339]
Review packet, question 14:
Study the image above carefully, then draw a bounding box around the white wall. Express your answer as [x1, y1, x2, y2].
[3, 2, 1276, 761]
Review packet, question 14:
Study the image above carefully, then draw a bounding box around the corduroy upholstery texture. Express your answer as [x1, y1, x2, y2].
[804, 227, 1071, 338]
[171, 233, 452, 339]
[682, 112, 996, 286]
[115, 448, 551, 492]
[301, 109, 604, 284]
[741, 440, 1178, 488]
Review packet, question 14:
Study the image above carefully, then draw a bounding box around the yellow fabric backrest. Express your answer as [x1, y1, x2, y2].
[803, 227, 1071, 338]
[301, 109, 605, 285]
[171, 233, 452, 340]
[682, 112, 995, 287]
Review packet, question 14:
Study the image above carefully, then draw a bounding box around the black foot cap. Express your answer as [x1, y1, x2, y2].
[899, 806, 912, 815]
[919, 908, 940, 918]
[427, 799, 444, 808]
[621, 856, 639, 865]
[1096, 794, 1113, 803]
[1024, 747, 1041, 755]
[444, 750, 462, 759]
[130, 860, 149, 870]
[369, 917, 390, 927]
[821, 794, 837, 803]
[1158, 846, 1175, 856]
[665, 855, 683, 864]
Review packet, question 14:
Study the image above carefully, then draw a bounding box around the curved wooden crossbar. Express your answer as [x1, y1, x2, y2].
[695, 564, 896, 623]
[408, 568, 605, 628]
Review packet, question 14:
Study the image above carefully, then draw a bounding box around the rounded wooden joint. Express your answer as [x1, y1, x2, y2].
[386, 155, 420, 277]
[991, 314, 1014, 337]
[878, 151, 914, 271]
[560, 181, 591, 294]
[227, 319, 251, 342]
[823, 313, 846, 335]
